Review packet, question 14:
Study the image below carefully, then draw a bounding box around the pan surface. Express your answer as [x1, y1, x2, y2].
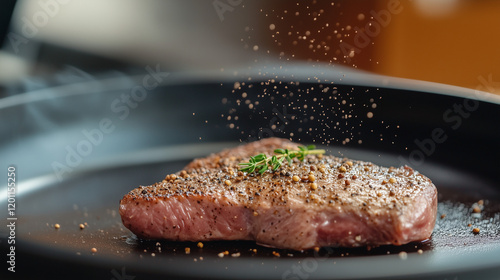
[1, 65, 500, 279]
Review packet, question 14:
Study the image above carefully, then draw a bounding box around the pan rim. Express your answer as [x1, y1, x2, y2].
[1, 63, 499, 110]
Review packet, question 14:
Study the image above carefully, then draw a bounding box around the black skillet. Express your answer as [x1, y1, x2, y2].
[1, 63, 499, 279]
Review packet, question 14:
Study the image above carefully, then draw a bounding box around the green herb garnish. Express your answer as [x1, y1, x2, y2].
[239, 145, 325, 175]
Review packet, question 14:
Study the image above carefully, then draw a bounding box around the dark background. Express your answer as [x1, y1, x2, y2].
[0, 0, 17, 47]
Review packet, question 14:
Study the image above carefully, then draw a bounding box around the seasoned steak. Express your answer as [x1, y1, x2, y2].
[119, 138, 437, 250]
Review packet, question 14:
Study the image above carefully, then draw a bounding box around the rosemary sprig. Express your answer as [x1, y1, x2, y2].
[239, 145, 325, 175]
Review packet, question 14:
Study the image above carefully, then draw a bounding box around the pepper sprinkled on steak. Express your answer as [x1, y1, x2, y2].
[120, 138, 437, 250]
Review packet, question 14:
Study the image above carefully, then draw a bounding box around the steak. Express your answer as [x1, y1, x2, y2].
[119, 138, 437, 250]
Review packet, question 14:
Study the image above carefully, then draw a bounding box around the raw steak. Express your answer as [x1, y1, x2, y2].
[119, 138, 437, 250]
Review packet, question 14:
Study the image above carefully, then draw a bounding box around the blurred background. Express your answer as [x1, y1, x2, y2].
[1, 0, 500, 94]
[2, 2, 500, 279]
